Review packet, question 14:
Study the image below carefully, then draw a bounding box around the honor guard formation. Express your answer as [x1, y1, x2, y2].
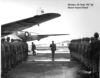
[1, 37, 28, 76]
[68, 32, 100, 78]
[1, 32, 100, 78]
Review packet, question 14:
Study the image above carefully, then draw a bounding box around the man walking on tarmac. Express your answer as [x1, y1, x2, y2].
[50, 41, 56, 61]
[32, 42, 36, 55]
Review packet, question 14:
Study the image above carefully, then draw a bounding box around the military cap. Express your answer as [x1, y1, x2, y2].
[6, 37, 10, 41]
[90, 37, 94, 41]
[85, 37, 90, 42]
[78, 38, 81, 42]
[1, 38, 5, 41]
[82, 37, 85, 41]
[11, 39, 14, 42]
[18, 39, 22, 42]
[94, 32, 99, 38]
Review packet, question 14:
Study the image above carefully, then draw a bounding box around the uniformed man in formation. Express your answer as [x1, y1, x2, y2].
[68, 32, 100, 78]
[1, 37, 28, 76]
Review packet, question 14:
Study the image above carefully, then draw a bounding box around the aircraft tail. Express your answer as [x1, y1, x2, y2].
[36, 7, 44, 15]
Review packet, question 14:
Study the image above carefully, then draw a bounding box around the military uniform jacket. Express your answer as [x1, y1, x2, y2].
[50, 43, 56, 51]
[32, 44, 36, 50]
[90, 39, 100, 58]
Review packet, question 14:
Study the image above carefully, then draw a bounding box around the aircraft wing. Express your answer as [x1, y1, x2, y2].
[13, 31, 69, 41]
[1, 13, 61, 36]
[37, 34, 69, 40]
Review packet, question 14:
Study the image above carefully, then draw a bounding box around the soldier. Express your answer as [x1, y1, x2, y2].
[25, 41, 28, 61]
[12, 39, 17, 66]
[88, 37, 95, 73]
[50, 41, 56, 61]
[6, 37, 11, 70]
[71, 40, 75, 59]
[76, 39, 79, 59]
[1, 38, 6, 75]
[2, 38, 9, 73]
[83, 37, 91, 71]
[77, 39, 82, 60]
[17, 39, 22, 64]
[21, 40, 25, 61]
[22, 40, 26, 61]
[11, 39, 16, 67]
[68, 40, 73, 60]
[73, 39, 77, 58]
[80, 38, 85, 65]
[18, 39, 23, 63]
[90, 32, 100, 78]
[13, 39, 19, 65]
[17, 39, 22, 63]
[90, 37, 95, 42]
[31, 42, 36, 55]
[22, 40, 28, 61]
[71, 39, 76, 60]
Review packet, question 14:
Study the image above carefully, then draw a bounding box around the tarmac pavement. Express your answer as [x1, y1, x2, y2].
[1, 49, 92, 78]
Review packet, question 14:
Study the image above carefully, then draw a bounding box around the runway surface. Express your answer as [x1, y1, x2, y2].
[1, 48, 93, 78]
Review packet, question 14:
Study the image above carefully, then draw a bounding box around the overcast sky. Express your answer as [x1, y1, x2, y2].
[1, 0, 100, 44]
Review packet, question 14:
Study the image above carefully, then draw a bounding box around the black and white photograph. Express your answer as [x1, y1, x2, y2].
[1, 0, 100, 78]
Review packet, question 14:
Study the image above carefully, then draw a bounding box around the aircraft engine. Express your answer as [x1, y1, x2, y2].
[25, 31, 29, 37]
[37, 36, 41, 41]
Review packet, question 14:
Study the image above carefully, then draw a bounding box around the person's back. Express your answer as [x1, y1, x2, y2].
[90, 33, 100, 58]
[90, 40, 100, 51]
[50, 41, 56, 51]
[50, 41, 56, 61]
[89, 32, 100, 78]
[32, 43, 36, 50]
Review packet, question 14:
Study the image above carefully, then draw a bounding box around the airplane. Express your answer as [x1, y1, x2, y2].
[1, 13, 61, 37]
[13, 31, 70, 41]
